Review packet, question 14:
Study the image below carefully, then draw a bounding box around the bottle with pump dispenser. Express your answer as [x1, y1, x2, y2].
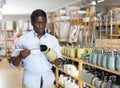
[97, 48, 104, 66]
[102, 48, 110, 68]
[107, 51, 116, 70]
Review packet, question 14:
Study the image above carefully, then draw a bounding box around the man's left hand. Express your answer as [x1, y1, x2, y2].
[49, 59, 62, 67]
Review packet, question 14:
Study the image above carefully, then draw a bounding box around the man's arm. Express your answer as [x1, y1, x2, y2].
[10, 49, 30, 67]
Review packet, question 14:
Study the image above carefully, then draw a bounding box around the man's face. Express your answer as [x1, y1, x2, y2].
[32, 16, 46, 35]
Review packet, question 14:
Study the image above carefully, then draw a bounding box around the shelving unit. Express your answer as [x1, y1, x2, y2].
[0, 30, 7, 58]
[109, 8, 120, 39]
[53, 55, 82, 88]
[96, 39, 120, 50]
[54, 54, 120, 88]
[82, 61, 120, 76]
[54, 55, 96, 88]
[53, 9, 70, 43]
[4, 30, 14, 59]
[58, 68, 79, 80]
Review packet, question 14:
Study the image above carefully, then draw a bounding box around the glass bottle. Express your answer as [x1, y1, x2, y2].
[92, 49, 98, 65]
[97, 48, 104, 66]
[91, 71, 99, 86]
[95, 70, 103, 88]
[107, 51, 116, 70]
[112, 75, 120, 88]
[116, 51, 120, 71]
[0, 47, 2, 61]
[102, 50, 108, 68]
[106, 75, 112, 88]
[101, 76, 108, 88]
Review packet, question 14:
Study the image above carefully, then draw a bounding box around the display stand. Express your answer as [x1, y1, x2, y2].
[54, 54, 120, 88]
[109, 8, 120, 39]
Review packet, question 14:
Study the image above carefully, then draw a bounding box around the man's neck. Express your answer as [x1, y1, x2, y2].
[37, 31, 46, 38]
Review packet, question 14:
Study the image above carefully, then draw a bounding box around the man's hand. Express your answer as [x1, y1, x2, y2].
[19, 48, 31, 58]
[49, 58, 63, 67]
[11, 49, 31, 67]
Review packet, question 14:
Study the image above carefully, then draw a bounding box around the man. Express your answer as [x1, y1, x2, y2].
[10, 9, 63, 88]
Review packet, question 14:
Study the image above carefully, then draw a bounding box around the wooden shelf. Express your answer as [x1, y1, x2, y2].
[81, 61, 120, 76]
[110, 21, 120, 25]
[110, 34, 120, 37]
[82, 81, 95, 88]
[63, 55, 120, 76]
[111, 8, 120, 11]
[62, 55, 120, 88]
[62, 55, 80, 62]
[110, 8, 120, 39]
[58, 68, 79, 80]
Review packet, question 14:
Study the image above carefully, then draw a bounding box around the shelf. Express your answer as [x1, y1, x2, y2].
[110, 21, 120, 25]
[81, 61, 120, 76]
[7, 38, 14, 41]
[110, 34, 120, 37]
[111, 8, 120, 11]
[58, 67, 79, 80]
[82, 81, 95, 88]
[62, 55, 120, 87]
[62, 55, 80, 62]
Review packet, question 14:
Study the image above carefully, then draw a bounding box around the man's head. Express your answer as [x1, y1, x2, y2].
[31, 9, 47, 22]
[31, 9, 47, 36]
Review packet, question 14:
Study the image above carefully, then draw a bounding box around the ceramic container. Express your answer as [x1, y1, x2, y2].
[77, 48, 86, 59]
[44, 48, 57, 61]
[67, 47, 70, 57]
[60, 46, 65, 55]
[70, 48, 77, 58]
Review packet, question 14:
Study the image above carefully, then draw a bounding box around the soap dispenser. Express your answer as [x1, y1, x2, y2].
[92, 49, 98, 65]
[101, 76, 108, 88]
[107, 51, 116, 70]
[116, 51, 120, 71]
[97, 48, 104, 66]
[112, 75, 120, 88]
[106, 75, 112, 88]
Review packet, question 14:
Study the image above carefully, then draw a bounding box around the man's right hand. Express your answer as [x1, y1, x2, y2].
[19, 49, 31, 58]
[11, 48, 31, 66]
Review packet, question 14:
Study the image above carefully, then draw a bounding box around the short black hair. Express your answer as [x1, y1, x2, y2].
[31, 9, 47, 22]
